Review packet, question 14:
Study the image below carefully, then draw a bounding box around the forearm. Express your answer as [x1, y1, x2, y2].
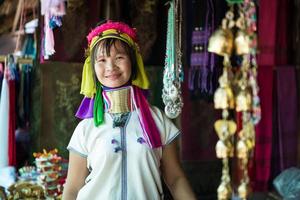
[168, 176, 197, 200]
[62, 152, 88, 200]
[161, 141, 197, 200]
[62, 184, 79, 200]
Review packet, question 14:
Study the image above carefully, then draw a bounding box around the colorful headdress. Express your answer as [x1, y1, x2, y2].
[80, 21, 150, 98]
[76, 21, 162, 148]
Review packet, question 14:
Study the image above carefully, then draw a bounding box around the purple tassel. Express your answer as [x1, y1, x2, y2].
[200, 67, 208, 93]
[75, 97, 94, 119]
[188, 67, 196, 90]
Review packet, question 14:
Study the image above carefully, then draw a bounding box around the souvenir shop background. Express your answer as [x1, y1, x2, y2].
[0, 0, 300, 199]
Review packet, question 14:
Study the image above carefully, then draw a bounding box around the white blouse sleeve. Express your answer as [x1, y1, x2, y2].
[151, 107, 181, 146]
[67, 120, 88, 158]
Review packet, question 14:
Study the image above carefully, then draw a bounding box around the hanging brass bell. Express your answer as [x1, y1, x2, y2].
[244, 123, 256, 150]
[225, 87, 235, 109]
[238, 182, 248, 199]
[236, 90, 251, 112]
[214, 86, 235, 110]
[246, 138, 255, 152]
[208, 28, 234, 56]
[214, 119, 237, 139]
[226, 140, 234, 157]
[216, 140, 228, 158]
[217, 182, 232, 200]
[235, 30, 250, 55]
[237, 139, 248, 159]
[214, 88, 228, 109]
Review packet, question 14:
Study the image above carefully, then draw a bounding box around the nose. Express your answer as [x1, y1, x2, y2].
[106, 59, 116, 71]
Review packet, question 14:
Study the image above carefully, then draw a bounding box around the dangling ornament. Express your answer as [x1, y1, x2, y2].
[217, 181, 232, 200]
[236, 79, 252, 112]
[209, 1, 260, 199]
[208, 8, 235, 56]
[234, 12, 250, 55]
[216, 140, 229, 158]
[217, 157, 232, 200]
[235, 30, 250, 55]
[237, 181, 249, 199]
[214, 69, 235, 109]
[162, 0, 184, 119]
[236, 139, 248, 159]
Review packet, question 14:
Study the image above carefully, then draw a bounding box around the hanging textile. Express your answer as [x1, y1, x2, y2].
[256, 2, 277, 66]
[188, 0, 218, 99]
[8, 77, 16, 166]
[248, 65, 273, 191]
[40, 0, 66, 59]
[16, 64, 32, 128]
[19, 34, 35, 125]
[22, 34, 36, 58]
[274, 0, 289, 65]
[293, 2, 300, 167]
[294, 1, 300, 65]
[249, 0, 296, 192]
[271, 66, 298, 181]
[269, 0, 294, 178]
[7, 55, 18, 166]
[23, 65, 32, 124]
[0, 65, 10, 168]
[247, 0, 278, 191]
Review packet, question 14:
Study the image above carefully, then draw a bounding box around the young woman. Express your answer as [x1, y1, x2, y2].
[62, 20, 196, 200]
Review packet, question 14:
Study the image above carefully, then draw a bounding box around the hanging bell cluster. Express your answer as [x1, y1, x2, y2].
[208, 1, 261, 200]
[208, 28, 234, 57]
[208, 6, 250, 57]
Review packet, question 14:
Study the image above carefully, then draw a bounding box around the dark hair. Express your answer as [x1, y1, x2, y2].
[91, 38, 137, 84]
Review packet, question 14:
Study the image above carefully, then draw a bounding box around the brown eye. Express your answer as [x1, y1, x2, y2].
[97, 58, 105, 63]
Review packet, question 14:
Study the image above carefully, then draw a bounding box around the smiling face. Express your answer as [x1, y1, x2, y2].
[93, 39, 132, 88]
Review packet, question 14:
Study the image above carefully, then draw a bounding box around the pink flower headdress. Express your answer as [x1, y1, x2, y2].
[87, 21, 137, 45]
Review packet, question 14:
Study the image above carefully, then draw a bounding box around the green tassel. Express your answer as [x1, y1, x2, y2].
[93, 82, 104, 126]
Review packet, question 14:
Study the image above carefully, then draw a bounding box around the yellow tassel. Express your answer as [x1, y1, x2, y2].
[80, 56, 96, 98]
